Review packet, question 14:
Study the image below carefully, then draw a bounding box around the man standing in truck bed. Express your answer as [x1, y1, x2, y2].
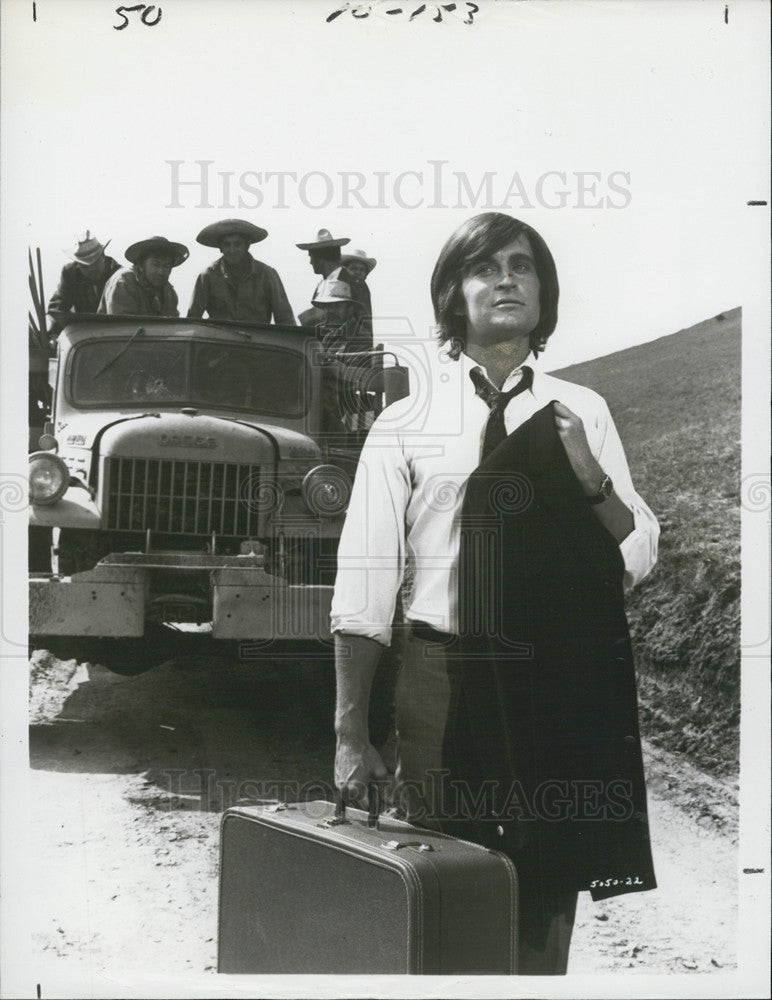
[296, 229, 372, 344]
[47, 231, 121, 341]
[99, 236, 189, 317]
[331, 212, 659, 974]
[187, 219, 296, 325]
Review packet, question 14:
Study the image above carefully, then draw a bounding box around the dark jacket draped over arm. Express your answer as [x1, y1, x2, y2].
[446, 402, 656, 902]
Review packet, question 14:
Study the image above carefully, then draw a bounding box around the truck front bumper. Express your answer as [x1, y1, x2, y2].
[29, 553, 333, 641]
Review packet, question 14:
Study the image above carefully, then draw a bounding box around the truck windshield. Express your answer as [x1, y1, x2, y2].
[70, 339, 309, 417]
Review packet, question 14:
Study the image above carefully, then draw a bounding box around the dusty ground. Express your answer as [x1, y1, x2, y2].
[26, 650, 738, 994]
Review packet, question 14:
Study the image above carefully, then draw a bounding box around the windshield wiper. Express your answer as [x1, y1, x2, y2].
[93, 327, 146, 380]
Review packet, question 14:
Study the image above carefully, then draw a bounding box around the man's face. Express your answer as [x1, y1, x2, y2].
[308, 251, 325, 275]
[76, 256, 106, 280]
[220, 235, 249, 267]
[458, 234, 541, 348]
[346, 261, 368, 282]
[140, 255, 174, 288]
[320, 300, 353, 327]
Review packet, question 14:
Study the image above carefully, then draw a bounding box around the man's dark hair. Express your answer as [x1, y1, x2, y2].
[430, 213, 559, 359]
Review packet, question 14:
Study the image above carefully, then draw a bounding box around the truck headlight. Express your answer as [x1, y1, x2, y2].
[29, 451, 70, 505]
[302, 465, 351, 517]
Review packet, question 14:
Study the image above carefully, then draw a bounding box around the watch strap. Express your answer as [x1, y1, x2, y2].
[588, 474, 613, 506]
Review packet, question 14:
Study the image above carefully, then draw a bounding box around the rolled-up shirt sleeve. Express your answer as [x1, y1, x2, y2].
[330, 427, 410, 646]
[592, 398, 659, 590]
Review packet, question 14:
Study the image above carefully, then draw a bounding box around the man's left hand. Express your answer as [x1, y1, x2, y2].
[552, 400, 601, 495]
[552, 400, 635, 544]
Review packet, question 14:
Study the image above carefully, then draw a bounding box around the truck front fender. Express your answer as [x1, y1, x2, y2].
[29, 484, 100, 529]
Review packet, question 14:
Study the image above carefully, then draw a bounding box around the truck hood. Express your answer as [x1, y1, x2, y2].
[61, 412, 322, 462]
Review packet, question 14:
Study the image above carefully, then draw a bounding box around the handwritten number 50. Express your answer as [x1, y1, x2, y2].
[114, 4, 162, 30]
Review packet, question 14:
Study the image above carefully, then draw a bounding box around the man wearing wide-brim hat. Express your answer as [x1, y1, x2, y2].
[187, 219, 295, 325]
[340, 248, 377, 283]
[99, 236, 189, 317]
[47, 231, 121, 339]
[312, 277, 371, 355]
[296, 229, 372, 342]
[310, 277, 374, 437]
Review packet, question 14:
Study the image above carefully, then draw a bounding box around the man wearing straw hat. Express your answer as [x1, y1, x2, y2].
[313, 277, 370, 355]
[340, 247, 377, 286]
[187, 219, 295, 325]
[296, 229, 372, 340]
[47, 231, 120, 339]
[312, 277, 372, 436]
[99, 236, 189, 317]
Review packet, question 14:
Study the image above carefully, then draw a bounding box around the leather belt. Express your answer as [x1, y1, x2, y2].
[410, 621, 455, 644]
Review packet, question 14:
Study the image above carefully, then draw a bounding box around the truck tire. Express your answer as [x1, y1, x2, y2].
[31, 626, 176, 677]
[90, 639, 166, 676]
[94, 625, 178, 675]
[55, 528, 104, 575]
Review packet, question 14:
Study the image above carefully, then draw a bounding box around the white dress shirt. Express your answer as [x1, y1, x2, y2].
[330, 349, 659, 646]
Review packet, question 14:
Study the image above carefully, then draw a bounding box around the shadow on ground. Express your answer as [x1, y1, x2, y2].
[29, 650, 338, 813]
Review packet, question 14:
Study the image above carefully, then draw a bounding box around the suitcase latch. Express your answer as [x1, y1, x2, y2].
[382, 840, 435, 853]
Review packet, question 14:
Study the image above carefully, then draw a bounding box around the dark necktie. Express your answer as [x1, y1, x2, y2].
[471, 365, 533, 461]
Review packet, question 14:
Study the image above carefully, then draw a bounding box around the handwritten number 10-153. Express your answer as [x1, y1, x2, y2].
[114, 4, 162, 30]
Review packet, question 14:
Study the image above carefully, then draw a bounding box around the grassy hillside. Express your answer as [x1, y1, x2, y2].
[552, 308, 741, 775]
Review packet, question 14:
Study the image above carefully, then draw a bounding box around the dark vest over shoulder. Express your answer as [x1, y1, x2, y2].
[448, 402, 656, 901]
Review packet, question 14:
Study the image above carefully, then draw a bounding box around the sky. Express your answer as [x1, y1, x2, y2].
[1, 2, 770, 997]
[1, 0, 768, 374]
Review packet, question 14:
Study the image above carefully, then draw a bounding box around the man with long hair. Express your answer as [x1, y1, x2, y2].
[331, 212, 659, 974]
[99, 236, 188, 317]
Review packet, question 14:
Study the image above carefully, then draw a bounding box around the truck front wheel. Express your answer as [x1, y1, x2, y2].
[55, 528, 104, 575]
[88, 637, 167, 676]
[32, 625, 177, 677]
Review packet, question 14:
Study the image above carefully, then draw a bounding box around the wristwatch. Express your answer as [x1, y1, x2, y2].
[588, 474, 614, 506]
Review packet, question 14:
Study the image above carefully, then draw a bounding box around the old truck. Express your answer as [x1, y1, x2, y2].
[29, 314, 408, 676]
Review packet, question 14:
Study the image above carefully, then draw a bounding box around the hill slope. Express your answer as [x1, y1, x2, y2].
[552, 308, 741, 775]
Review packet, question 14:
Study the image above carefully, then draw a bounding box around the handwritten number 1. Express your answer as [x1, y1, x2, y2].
[114, 4, 162, 30]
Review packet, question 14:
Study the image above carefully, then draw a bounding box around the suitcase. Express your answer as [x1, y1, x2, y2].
[218, 796, 518, 975]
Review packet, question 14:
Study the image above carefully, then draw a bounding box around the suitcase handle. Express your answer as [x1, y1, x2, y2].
[382, 839, 435, 853]
[334, 782, 381, 829]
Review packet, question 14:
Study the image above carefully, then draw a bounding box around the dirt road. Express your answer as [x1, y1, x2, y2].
[26, 650, 739, 993]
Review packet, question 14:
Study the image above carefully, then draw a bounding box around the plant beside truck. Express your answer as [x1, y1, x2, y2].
[29, 313, 408, 675]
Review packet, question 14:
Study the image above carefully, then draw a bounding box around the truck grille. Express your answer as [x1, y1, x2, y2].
[105, 457, 261, 537]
